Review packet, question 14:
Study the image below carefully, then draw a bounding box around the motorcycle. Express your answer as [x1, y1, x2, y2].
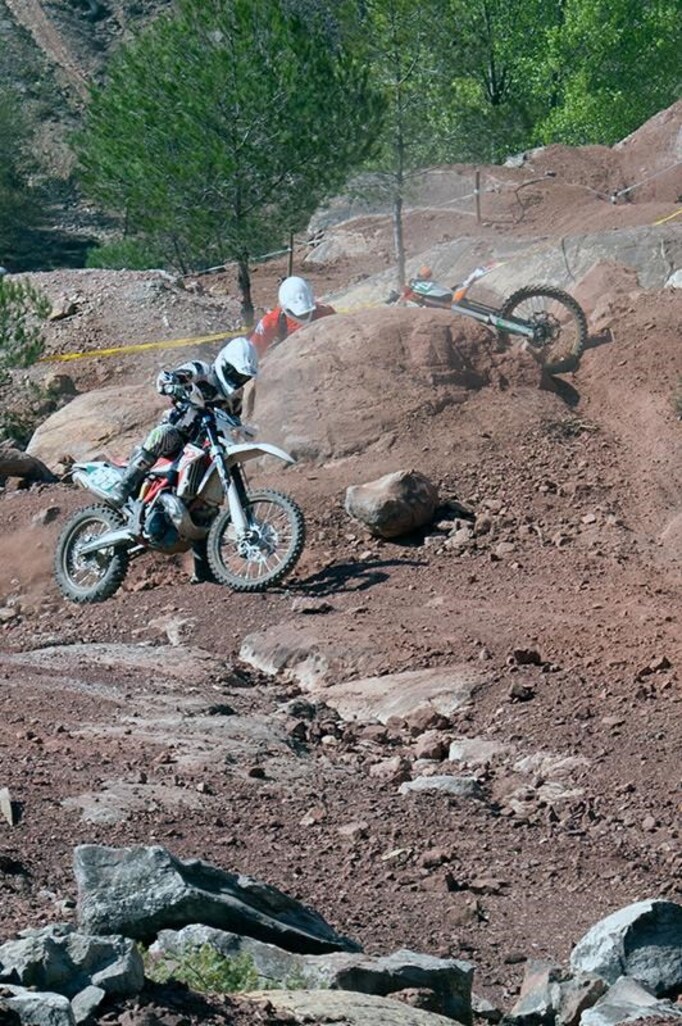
[54, 402, 305, 603]
[389, 263, 588, 375]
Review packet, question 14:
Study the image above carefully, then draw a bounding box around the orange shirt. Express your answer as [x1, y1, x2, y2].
[250, 303, 336, 358]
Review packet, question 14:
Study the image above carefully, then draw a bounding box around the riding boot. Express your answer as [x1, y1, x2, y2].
[109, 446, 156, 506]
[190, 536, 215, 584]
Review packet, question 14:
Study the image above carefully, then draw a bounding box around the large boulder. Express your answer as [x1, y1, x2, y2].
[253, 307, 492, 463]
[74, 844, 359, 954]
[569, 899, 682, 997]
[26, 384, 167, 469]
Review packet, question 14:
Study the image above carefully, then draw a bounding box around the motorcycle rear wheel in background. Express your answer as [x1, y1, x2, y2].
[497, 285, 588, 374]
[54, 505, 129, 603]
[207, 488, 305, 591]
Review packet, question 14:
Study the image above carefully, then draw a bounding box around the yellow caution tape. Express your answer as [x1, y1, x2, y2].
[652, 207, 682, 226]
[40, 326, 250, 364]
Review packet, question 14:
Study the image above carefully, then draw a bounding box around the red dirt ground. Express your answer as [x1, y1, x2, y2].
[0, 103, 681, 1025]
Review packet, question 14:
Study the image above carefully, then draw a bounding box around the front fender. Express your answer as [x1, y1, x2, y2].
[225, 442, 295, 468]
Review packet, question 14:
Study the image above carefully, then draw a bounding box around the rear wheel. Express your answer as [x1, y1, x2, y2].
[54, 505, 129, 603]
[498, 286, 588, 374]
[207, 488, 305, 592]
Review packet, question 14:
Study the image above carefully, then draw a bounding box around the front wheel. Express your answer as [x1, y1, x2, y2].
[498, 286, 588, 374]
[54, 505, 129, 603]
[207, 488, 305, 592]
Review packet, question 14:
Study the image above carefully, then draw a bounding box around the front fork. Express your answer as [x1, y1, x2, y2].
[206, 423, 252, 537]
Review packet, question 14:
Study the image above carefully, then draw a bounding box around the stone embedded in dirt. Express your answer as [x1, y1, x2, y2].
[508, 681, 536, 702]
[323, 667, 480, 726]
[345, 470, 439, 539]
[399, 775, 484, 799]
[250, 988, 459, 1025]
[74, 844, 361, 954]
[413, 731, 450, 761]
[448, 738, 511, 768]
[580, 976, 682, 1026]
[569, 898, 682, 997]
[0, 787, 16, 826]
[369, 756, 411, 785]
[239, 621, 383, 690]
[510, 648, 543, 666]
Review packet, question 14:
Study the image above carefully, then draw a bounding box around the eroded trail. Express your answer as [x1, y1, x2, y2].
[4, 0, 90, 98]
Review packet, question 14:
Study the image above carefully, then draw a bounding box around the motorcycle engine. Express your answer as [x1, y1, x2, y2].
[143, 507, 180, 551]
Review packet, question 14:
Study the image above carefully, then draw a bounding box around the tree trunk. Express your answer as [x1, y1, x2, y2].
[393, 190, 406, 290]
[237, 256, 254, 329]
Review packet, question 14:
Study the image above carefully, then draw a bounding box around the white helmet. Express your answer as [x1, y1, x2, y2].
[278, 276, 315, 325]
[213, 336, 259, 397]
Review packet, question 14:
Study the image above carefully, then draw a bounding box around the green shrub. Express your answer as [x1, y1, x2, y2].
[0, 277, 50, 383]
[85, 237, 169, 271]
[143, 944, 261, 994]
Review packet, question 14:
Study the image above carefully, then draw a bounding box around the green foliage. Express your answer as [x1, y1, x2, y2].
[536, 0, 682, 145]
[0, 89, 45, 266]
[76, 0, 384, 274]
[0, 278, 50, 384]
[0, 380, 53, 448]
[85, 237, 170, 271]
[143, 944, 260, 994]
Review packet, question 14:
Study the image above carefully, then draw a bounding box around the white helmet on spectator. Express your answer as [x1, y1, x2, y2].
[214, 336, 259, 396]
[278, 276, 315, 325]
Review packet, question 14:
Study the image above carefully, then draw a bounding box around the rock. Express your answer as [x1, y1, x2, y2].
[301, 948, 473, 1023]
[74, 844, 360, 954]
[369, 756, 411, 785]
[70, 985, 106, 1025]
[27, 384, 167, 467]
[43, 373, 77, 398]
[0, 924, 143, 999]
[48, 296, 78, 320]
[580, 976, 682, 1026]
[448, 738, 511, 767]
[250, 988, 460, 1025]
[322, 666, 480, 725]
[399, 776, 484, 799]
[510, 960, 609, 1026]
[569, 898, 682, 996]
[152, 930, 473, 1022]
[31, 506, 61, 526]
[414, 732, 449, 761]
[345, 470, 439, 538]
[0, 787, 17, 826]
[471, 992, 502, 1023]
[0, 985, 75, 1026]
[150, 924, 307, 988]
[0, 447, 59, 484]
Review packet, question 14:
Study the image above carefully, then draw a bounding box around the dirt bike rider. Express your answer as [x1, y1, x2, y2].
[250, 275, 335, 358]
[109, 336, 259, 582]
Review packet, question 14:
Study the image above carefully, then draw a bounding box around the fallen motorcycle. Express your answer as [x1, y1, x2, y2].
[390, 263, 588, 374]
[54, 404, 305, 603]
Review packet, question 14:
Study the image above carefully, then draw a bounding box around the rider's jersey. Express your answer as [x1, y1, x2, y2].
[249, 303, 336, 358]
